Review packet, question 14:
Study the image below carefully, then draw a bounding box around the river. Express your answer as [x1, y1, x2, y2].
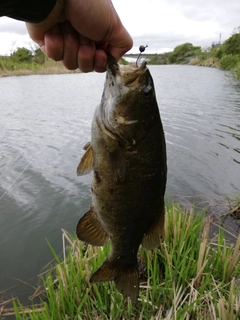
[0, 65, 239, 302]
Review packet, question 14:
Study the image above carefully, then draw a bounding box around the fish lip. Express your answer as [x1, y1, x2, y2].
[107, 54, 119, 76]
[106, 54, 148, 87]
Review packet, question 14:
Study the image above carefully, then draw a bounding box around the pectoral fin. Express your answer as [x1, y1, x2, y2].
[142, 200, 165, 249]
[76, 206, 109, 246]
[77, 144, 93, 176]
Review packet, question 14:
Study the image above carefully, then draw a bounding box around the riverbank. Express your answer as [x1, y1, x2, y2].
[1, 203, 239, 319]
[146, 31, 240, 79]
[0, 58, 224, 78]
[0, 60, 81, 77]
[0, 55, 237, 78]
[188, 57, 220, 68]
[188, 54, 240, 78]
[0, 57, 127, 77]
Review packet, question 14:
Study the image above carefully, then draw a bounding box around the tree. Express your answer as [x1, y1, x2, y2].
[33, 48, 45, 64]
[11, 47, 32, 62]
[223, 33, 240, 55]
[232, 26, 240, 34]
[168, 43, 201, 64]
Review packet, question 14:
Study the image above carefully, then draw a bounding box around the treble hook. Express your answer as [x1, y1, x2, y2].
[136, 44, 148, 67]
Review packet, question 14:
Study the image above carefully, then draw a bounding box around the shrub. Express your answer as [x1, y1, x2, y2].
[11, 47, 33, 62]
[235, 60, 240, 79]
[219, 54, 240, 70]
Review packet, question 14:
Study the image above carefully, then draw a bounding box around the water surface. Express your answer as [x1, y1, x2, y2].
[0, 66, 239, 301]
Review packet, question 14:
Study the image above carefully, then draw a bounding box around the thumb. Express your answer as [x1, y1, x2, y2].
[107, 27, 133, 61]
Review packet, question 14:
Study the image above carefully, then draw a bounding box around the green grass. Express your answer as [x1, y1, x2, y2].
[235, 61, 240, 79]
[0, 55, 129, 77]
[2, 205, 240, 319]
[0, 56, 81, 77]
[220, 196, 240, 220]
[219, 54, 240, 70]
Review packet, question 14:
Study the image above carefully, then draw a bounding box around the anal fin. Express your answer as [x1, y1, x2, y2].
[77, 143, 93, 176]
[76, 206, 109, 246]
[142, 200, 165, 249]
[91, 259, 139, 302]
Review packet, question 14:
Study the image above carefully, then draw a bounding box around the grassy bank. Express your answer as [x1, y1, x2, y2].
[1, 204, 239, 319]
[0, 55, 128, 77]
[188, 57, 220, 68]
[0, 57, 81, 77]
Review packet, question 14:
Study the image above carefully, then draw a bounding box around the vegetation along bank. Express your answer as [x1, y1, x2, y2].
[1, 203, 240, 319]
[1, 27, 240, 78]
[146, 27, 240, 79]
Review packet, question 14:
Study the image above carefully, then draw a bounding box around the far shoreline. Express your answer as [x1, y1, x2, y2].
[0, 62, 82, 78]
[0, 60, 221, 78]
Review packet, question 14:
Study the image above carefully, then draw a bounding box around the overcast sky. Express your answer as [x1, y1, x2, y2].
[0, 0, 239, 55]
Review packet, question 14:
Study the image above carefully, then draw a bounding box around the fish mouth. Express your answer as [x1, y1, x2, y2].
[106, 54, 147, 90]
[101, 55, 148, 138]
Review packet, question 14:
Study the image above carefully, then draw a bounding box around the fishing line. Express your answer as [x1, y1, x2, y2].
[0, 163, 31, 201]
[0, 145, 46, 202]
[0, 131, 83, 202]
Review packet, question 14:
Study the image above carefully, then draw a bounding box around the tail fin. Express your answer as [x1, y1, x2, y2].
[90, 259, 139, 302]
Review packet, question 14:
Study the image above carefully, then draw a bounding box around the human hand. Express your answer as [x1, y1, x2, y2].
[26, 0, 133, 72]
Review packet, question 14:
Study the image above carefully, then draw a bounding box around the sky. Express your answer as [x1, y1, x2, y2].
[0, 0, 239, 56]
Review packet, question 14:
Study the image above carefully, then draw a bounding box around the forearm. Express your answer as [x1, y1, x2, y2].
[0, 0, 56, 23]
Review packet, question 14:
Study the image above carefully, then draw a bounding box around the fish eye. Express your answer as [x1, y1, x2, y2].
[142, 85, 152, 98]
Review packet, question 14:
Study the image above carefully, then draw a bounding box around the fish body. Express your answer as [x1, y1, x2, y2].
[77, 56, 167, 301]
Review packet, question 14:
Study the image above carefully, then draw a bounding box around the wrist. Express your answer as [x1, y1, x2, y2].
[4, 0, 57, 23]
[26, 0, 65, 43]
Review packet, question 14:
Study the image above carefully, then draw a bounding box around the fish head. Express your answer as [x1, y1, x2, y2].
[101, 55, 159, 145]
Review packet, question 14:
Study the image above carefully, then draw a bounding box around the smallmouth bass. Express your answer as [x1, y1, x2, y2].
[77, 55, 167, 302]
